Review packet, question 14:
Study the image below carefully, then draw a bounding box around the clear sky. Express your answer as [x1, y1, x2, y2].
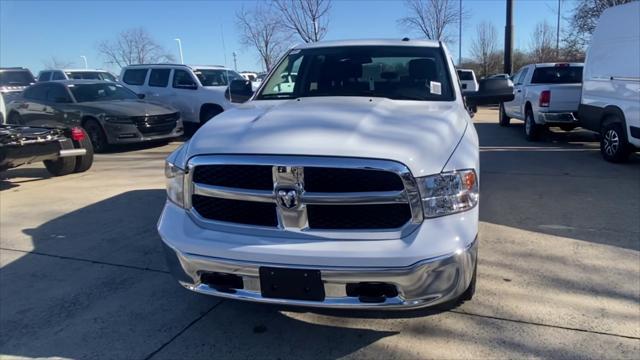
[0, 0, 575, 74]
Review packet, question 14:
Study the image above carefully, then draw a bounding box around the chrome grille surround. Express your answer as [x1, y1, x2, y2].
[185, 155, 424, 240]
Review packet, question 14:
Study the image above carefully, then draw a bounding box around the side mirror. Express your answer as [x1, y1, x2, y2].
[137, 93, 146, 99]
[464, 78, 515, 107]
[227, 79, 253, 103]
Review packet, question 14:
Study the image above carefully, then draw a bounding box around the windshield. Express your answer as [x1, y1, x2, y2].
[69, 83, 138, 102]
[0, 70, 35, 86]
[531, 66, 583, 84]
[257, 46, 454, 101]
[66, 71, 116, 81]
[194, 69, 243, 86]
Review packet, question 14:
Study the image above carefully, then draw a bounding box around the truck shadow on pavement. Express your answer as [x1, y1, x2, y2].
[1, 189, 397, 359]
[1, 167, 52, 190]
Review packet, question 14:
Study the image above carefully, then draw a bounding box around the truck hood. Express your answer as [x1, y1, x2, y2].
[186, 97, 468, 175]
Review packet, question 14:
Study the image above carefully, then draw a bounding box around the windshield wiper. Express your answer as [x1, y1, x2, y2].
[389, 94, 426, 101]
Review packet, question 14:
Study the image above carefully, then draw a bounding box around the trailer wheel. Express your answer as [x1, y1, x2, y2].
[44, 141, 76, 176]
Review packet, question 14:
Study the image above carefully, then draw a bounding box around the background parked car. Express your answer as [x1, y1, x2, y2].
[500, 62, 583, 140]
[0, 67, 36, 93]
[578, 1, 640, 162]
[0, 124, 93, 175]
[6, 80, 182, 152]
[37, 69, 117, 82]
[119, 64, 242, 131]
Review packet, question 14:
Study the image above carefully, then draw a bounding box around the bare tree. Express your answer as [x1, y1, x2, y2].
[42, 57, 75, 70]
[97, 28, 174, 68]
[470, 22, 499, 78]
[237, 4, 291, 71]
[398, 0, 462, 43]
[274, 0, 331, 43]
[530, 21, 557, 63]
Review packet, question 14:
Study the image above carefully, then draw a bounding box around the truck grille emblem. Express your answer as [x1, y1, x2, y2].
[277, 189, 299, 209]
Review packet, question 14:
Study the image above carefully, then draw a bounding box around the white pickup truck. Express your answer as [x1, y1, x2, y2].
[157, 39, 513, 310]
[499, 63, 583, 140]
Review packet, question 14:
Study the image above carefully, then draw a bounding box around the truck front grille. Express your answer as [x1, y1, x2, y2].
[192, 195, 278, 227]
[188, 156, 423, 232]
[193, 165, 273, 190]
[307, 204, 412, 229]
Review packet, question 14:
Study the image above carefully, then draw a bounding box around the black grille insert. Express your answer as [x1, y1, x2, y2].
[304, 167, 404, 192]
[192, 195, 277, 227]
[193, 165, 273, 190]
[131, 112, 179, 135]
[307, 204, 411, 229]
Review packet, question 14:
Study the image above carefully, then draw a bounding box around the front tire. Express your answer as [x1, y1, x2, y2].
[600, 120, 631, 163]
[524, 110, 541, 141]
[498, 103, 510, 127]
[83, 119, 109, 153]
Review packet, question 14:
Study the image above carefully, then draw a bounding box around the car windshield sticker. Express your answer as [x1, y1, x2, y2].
[430, 81, 442, 95]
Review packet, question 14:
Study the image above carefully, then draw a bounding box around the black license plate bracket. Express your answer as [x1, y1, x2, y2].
[259, 267, 325, 301]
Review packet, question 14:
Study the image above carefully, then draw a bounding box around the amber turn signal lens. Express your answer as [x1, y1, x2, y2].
[463, 171, 476, 190]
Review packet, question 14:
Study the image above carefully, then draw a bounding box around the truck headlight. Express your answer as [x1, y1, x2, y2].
[165, 161, 185, 207]
[417, 169, 478, 218]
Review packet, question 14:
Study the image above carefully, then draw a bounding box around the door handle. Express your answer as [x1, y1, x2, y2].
[516, 89, 522, 93]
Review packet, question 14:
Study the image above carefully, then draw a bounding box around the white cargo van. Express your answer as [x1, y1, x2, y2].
[578, 1, 640, 162]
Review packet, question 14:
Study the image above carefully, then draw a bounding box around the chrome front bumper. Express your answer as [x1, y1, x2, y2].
[162, 237, 477, 309]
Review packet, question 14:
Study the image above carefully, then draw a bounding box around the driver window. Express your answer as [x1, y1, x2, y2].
[46, 84, 70, 103]
[261, 55, 303, 96]
[516, 68, 529, 85]
[173, 69, 197, 89]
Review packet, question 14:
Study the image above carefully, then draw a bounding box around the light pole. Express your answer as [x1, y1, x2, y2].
[504, 0, 514, 75]
[458, 0, 462, 65]
[80, 55, 88, 69]
[232, 52, 238, 71]
[174, 38, 184, 64]
[556, 0, 561, 58]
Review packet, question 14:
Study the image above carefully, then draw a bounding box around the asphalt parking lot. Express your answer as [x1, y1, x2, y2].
[1, 107, 639, 359]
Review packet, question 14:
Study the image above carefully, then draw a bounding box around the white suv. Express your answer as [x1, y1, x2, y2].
[119, 64, 243, 128]
[158, 39, 512, 309]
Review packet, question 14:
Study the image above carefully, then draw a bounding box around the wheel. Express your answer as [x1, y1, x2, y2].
[83, 119, 109, 153]
[560, 125, 576, 132]
[73, 128, 94, 173]
[524, 110, 541, 141]
[44, 141, 76, 176]
[498, 103, 510, 127]
[600, 120, 631, 163]
[7, 112, 22, 125]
